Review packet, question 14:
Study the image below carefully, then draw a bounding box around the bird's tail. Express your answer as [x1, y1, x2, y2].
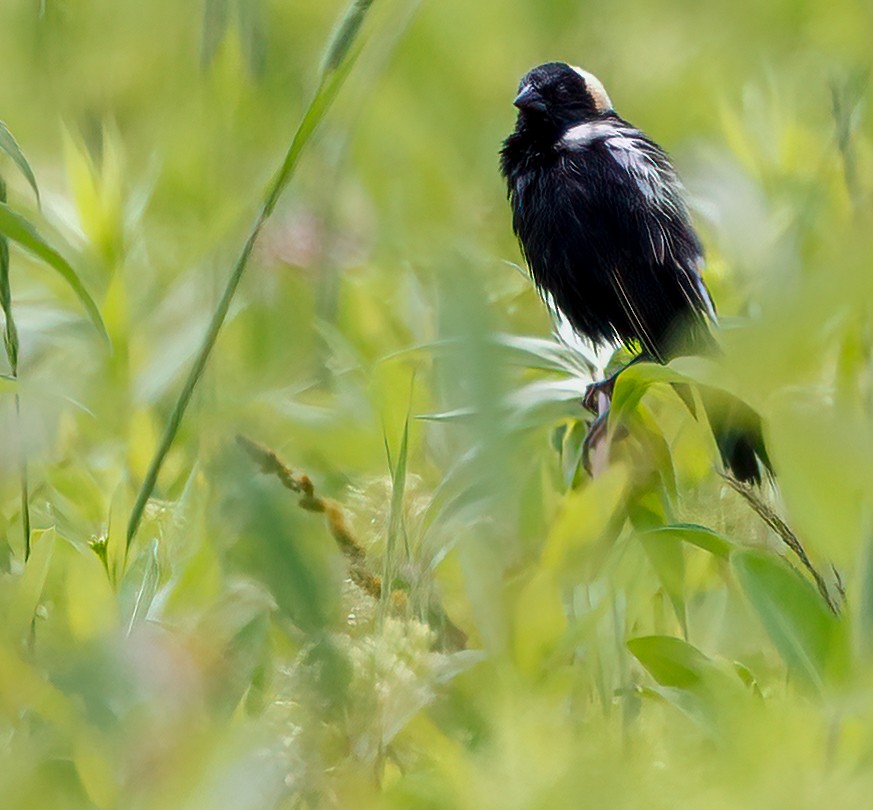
[673, 383, 771, 484]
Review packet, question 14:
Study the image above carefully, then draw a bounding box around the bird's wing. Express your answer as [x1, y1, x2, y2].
[601, 131, 717, 322]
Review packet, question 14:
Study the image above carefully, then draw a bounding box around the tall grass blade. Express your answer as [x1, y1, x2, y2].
[319, 0, 374, 77]
[126, 0, 381, 548]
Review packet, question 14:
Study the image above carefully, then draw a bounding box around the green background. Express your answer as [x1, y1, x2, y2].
[0, 0, 871, 806]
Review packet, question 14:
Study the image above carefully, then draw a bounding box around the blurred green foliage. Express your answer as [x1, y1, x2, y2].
[0, 0, 872, 806]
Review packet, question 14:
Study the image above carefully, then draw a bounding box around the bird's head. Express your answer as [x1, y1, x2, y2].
[513, 62, 614, 134]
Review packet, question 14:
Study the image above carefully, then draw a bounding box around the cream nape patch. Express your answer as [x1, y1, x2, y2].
[569, 65, 613, 113]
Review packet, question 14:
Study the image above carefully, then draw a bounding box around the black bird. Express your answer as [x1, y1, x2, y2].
[500, 61, 769, 483]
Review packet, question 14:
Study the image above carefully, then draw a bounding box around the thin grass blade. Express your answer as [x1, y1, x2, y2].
[127, 0, 384, 547]
[0, 121, 40, 206]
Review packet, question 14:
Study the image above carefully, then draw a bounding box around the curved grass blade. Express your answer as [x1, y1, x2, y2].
[0, 121, 40, 206]
[0, 202, 108, 344]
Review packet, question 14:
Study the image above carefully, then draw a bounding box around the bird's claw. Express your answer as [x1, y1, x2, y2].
[582, 375, 616, 414]
[582, 410, 610, 476]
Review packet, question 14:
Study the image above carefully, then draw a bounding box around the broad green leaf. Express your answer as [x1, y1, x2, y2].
[611, 362, 690, 425]
[0, 202, 108, 344]
[628, 635, 714, 688]
[0, 121, 40, 205]
[628, 635, 746, 717]
[637, 684, 712, 730]
[732, 548, 845, 690]
[643, 523, 734, 560]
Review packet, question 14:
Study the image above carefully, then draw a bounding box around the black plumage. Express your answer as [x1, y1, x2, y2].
[500, 62, 769, 483]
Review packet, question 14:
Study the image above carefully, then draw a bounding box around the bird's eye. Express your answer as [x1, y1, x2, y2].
[553, 83, 574, 102]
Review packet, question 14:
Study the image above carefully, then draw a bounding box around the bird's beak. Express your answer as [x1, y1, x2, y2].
[513, 85, 546, 113]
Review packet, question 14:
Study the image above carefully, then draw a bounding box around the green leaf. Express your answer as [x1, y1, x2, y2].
[628, 634, 747, 727]
[643, 523, 734, 560]
[0, 121, 40, 205]
[610, 361, 690, 424]
[628, 635, 714, 688]
[5, 528, 55, 642]
[732, 548, 845, 690]
[120, 539, 161, 634]
[417, 379, 584, 428]
[0, 202, 109, 344]
[639, 533, 687, 637]
[493, 333, 594, 375]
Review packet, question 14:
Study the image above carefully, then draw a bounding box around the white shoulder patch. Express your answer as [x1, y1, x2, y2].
[604, 136, 662, 201]
[560, 121, 617, 148]
[569, 66, 613, 113]
[559, 120, 690, 236]
[603, 135, 683, 214]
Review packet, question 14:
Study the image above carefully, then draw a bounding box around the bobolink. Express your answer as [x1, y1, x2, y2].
[500, 61, 768, 482]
